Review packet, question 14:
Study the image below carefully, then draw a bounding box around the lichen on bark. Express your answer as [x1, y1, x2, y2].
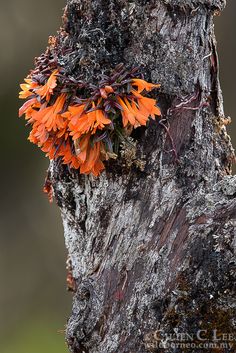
[40, 0, 236, 352]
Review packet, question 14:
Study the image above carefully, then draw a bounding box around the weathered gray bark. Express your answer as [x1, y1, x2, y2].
[48, 0, 236, 352]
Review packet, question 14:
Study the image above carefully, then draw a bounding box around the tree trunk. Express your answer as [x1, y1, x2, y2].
[48, 1, 236, 352]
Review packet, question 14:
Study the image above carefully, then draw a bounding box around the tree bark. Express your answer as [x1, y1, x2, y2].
[48, 0, 236, 352]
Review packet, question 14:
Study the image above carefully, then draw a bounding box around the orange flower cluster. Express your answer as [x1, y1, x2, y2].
[19, 68, 161, 176]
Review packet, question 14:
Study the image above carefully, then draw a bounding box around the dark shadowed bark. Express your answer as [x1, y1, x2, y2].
[47, 0, 236, 352]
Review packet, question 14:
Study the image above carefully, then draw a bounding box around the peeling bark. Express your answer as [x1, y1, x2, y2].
[47, 0, 236, 352]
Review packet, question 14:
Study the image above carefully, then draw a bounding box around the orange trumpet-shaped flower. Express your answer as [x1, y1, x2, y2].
[64, 105, 88, 140]
[36, 69, 59, 101]
[69, 112, 92, 140]
[79, 139, 105, 177]
[68, 103, 111, 140]
[58, 140, 81, 169]
[24, 107, 39, 124]
[63, 105, 85, 122]
[131, 78, 160, 93]
[138, 96, 161, 119]
[34, 94, 67, 132]
[117, 95, 160, 128]
[29, 121, 49, 145]
[117, 97, 136, 127]
[41, 137, 57, 160]
[75, 134, 90, 163]
[131, 90, 161, 118]
[19, 78, 39, 99]
[93, 108, 111, 129]
[130, 100, 151, 127]
[19, 98, 38, 117]
[27, 94, 67, 145]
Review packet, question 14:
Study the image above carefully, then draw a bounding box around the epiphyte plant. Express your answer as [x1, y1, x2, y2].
[19, 50, 161, 177]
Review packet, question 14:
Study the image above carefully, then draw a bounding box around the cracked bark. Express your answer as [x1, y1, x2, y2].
[46, 0, 236, 352]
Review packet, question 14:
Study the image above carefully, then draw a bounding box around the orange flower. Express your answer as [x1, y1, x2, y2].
[24, 105, 41, 123]
[27, 94, 67, 145]
[117, 96, 158, 127]
[64, 104, 86, 140]
[36, 69, 58, 101]
[94, 108, 111, 129]
[131, 78, 160, 93]
[138, 96, 161, 118]
[68, 103, 111, 140]
[131, 90, 161, 118]
[130, 100, 150, 126]
[29, 121, 49, 145]
[41, 137, 57, 159]
[19, 97, 38, 117]
[117, 97, 136, 127]
[63, 105, 85, 122]
[19, 78, 39, 99]
[79, 140, 105, 176]
[75, 134, 90, 163]
[70, 112, 93, 140]
[117, 89, 161, 128]
[58, 140, 81, 169]
[34, 94, 67, 132]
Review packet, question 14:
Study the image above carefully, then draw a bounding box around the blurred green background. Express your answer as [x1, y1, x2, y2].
[0, 1, 235, 353]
